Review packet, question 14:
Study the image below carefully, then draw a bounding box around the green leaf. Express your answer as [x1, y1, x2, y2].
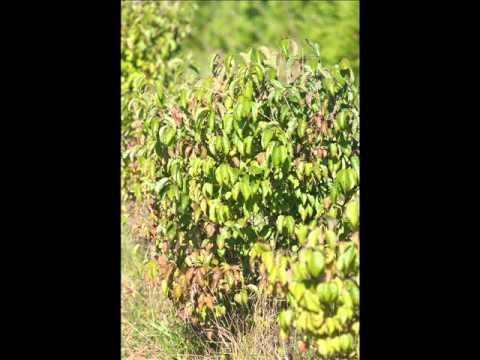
[330, 337, 342, 353]
[351, 155, 360, 178]
[208, 111, 215, 131]
[231, 182, 240, 200]
[352, 321, 360, 335]
[194, 107, 209, 122]
[251, 243, 270, 257]
[325, 230, 337, 248]
[317, 282, 339, 304]
[262, 251, 274, 273]
[234, 293, 242, 304]
[295, 311, 308, 332]
[301, 289, 321, 312]
[306, 250, 325, 278]
[289, 282, 306, 301]
[323, 77, 336, 95]
[337, 245, 356, 275]
[227, 166, 239, 185]
[348, 284, 360, 306]
[338, 334, 354, 352]
[336, 168, 357, 193]
[245, 80, 254, 99]
[272, 145, 284, 167]
[179, 194, 189, 212]
[344, 198, 360, 229]
[295, 224, 309, 245]
[324, 318, 341, 336]
[240, 290, 248, 304]
[278, 309, 294, 331]
[208, 137, 217, 156]
[235, 290, 248, 305]
[223, 114, 233, 134]
[336, 305, 354, 326]
[223, 135, 231, 154]
[159, 126, 176, 146]
[307, 228, 323, 247]
[200, 198, 207, 214]
[154, 178, 170, 194]
[215, 166, 224, 186]
[154, 139, 164, 157]
[335, 110, 348, 130]
[202, 183, 213, 198]
[244, 136, 253, 156]
[316, 339, 331, 357]
[236, 138, 245, 156]
[292, 261, 310, 282]
[276, 215, 285, 233]
[239, 176, 251, 201]
[262, 128, 274, 149]
[216, 235, 225, 249]
[252, 102, 260, 122]
[329, 143, 338, 158]
[215, 304, 226, 317]
[340, 58, 351, 70]
[209, 202, 217, 222]
[284, 216, 295, 235]
[215, 136, 223, 153]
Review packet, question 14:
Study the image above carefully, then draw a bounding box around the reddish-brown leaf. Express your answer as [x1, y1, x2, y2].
[184, 145, 192, 157]
[197, 293, 206, 309]
[204, 222, 216, 238]
[298, 340, 308, 353]
[132, 120, 143, 129]
[232, 157, 240, 168]
[157, 255, 168, 268]
[323, 197, 332, 210]
[186, 268, 195, 283]
[171, 106, 183, 126]
[195, 271, 205, 288]
[205, 295, 214, 310]
[256, 152, 266, 165]
[178, 307, 188, 321]
[351, 231, 360, 247]
[210, 269, 222, 289]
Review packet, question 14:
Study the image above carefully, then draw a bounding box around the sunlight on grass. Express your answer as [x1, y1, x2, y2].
[121, 227, 203, 359]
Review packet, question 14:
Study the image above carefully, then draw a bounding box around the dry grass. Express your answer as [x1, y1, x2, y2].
[122, 226, 204, 359]
[205, 295, 318, 360]
[121, 209, 317, 360]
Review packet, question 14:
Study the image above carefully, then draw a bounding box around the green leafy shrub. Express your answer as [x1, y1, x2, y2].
[121, 1, 196, 93]
[124, 38, 359, 358]
[121, 1, 197, 202]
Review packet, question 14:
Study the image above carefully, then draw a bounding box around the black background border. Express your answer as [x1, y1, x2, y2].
[6, 1, 469, 358]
